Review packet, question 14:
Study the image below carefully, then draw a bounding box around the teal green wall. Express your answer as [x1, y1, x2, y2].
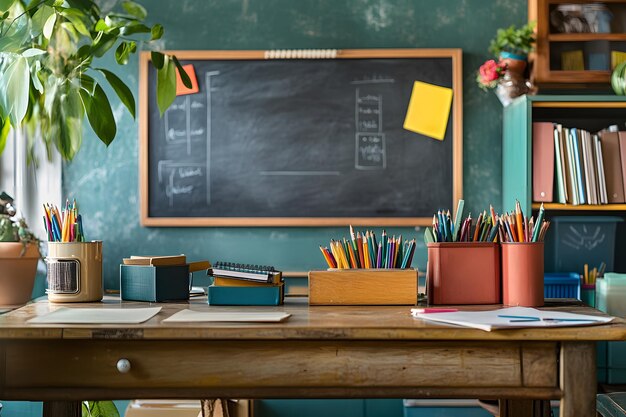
[63, 0, 527, 289]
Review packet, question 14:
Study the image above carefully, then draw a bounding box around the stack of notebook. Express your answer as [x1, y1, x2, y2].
[207, 262, 284, 306]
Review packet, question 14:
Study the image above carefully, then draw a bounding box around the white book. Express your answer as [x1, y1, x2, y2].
[553, 126, 566, 204]
[595, 135, 609, 204]
[565, 129, 579, 205]
[557, 125, 571, 203]
[584, 130, 598, 204]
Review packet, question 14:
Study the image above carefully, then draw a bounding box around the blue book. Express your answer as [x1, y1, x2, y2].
[571, 128, 587, 204]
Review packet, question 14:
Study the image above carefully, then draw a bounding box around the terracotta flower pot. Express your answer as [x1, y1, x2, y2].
[0, 242, 39, 305]
[499, 51, 528, 76]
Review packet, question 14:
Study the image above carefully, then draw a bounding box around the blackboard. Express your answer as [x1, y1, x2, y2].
[139, 49, 462, 226]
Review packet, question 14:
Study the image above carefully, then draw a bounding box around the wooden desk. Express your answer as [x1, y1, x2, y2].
[0, 298, 624, 417]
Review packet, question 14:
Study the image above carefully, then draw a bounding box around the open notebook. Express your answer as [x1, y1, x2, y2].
[412, 306, 614, 331]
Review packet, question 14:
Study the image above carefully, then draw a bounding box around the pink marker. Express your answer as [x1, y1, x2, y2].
[412, 308, 459, 314]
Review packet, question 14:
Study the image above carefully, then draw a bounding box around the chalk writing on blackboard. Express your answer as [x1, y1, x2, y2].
[561, 225, 606, 251]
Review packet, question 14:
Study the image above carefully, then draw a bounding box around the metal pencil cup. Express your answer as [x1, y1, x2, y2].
[46, 241, 103, 302]
[502, 242, 544, 307]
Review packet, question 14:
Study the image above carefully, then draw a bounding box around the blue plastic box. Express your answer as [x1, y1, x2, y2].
[545, 216, 623, 273]
[544, 272, 581, 299]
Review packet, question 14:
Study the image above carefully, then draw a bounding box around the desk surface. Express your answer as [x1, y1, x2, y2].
[0, 297, 624, 341]
[1, 298, 625, 417]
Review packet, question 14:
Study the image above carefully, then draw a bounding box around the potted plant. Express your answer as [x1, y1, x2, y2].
[477, 22, 536, 106]
[488, 22, 536, 73]
[0, 0, 190, 161]
[0, 192, 40, 305]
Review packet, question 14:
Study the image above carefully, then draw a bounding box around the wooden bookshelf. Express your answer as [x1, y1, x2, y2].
[530, 0, 626, 86]
[532, 203, 626, 211]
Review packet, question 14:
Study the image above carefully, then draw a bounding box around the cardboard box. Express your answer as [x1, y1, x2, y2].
[308, 269, 418, 305]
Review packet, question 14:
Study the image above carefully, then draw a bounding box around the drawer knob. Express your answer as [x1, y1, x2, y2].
[116, 358, 131, 373]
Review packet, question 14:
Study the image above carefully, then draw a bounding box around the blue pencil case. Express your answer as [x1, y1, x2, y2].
[120, 264, 190, 302]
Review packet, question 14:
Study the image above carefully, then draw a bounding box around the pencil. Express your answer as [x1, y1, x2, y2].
[515, 201, 525, 242]
[363, 239, 370, 268]
[532, 203, 545, 242]
[473, 212, 483, 242]
[319, 246, 334, 268]
[356, 232, 365, 269]
[376, 242, 382, 268]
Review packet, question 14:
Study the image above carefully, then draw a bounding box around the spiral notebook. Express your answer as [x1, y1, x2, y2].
[210, 262, 279, 283]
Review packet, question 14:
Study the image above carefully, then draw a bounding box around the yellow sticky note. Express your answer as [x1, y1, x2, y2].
[403, 81, 453, 141]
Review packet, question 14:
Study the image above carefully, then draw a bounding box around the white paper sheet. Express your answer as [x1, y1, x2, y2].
[163, 309, 290, 323]
[27, 307, 162, 324]
[412, 306, 614, 331]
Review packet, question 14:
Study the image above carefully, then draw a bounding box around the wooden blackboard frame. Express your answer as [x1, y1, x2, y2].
[139, 49, 463, 226]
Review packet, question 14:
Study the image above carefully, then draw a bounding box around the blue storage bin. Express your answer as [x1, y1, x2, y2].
[544, 272, 581, 299]
[207, 284, 284, 306]
[545, 216, 623, 273]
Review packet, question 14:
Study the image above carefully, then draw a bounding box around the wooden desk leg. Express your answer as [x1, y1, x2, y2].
[498, 399, 551, 417]
[43, 401, 81, 417]
[201, 399, 230, 417]
[560, 341, 596, 417]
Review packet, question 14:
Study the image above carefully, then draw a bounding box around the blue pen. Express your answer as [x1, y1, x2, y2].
[498, 315, 539, 321]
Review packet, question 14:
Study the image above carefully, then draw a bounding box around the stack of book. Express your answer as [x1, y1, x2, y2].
[208, 262, 284, 306]
[533, 122, 626, 205]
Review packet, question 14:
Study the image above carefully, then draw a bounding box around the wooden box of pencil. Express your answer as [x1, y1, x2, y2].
[426, 242, 501, 305]
[308, 269, 418, 305]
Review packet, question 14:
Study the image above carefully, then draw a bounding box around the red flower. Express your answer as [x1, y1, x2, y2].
[479, 60, 501, 83]
[476, 59, 507, 90]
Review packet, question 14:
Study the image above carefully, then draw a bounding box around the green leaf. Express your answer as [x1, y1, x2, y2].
[97, 68, 135, 119]
[114, 40, 135, 65]
[50, 83, 83, 160]
[150, 23, 163, 40]
[156, 55, 176, 116]
[0, 116, 10, 155]
[0, 0, 16, 13]
[94, 18, 107, 31]
[1, 56, 30, 125]
[91, 31, 117, 57]
[79, 73, 95, 94]
[121, 22, 150, 36]
[172, 55, 192, 88]
[62, 9, 90, 37]
[31, 4, 54, 35]
[21, 48, 46, 58]
[30, 60, 43, 93]
[43, 12, 57, 39]
[82, 401, 120, 417]
[151, 51, 164, 69]
[79, 82, 116, 146]
[121, 0, 146, 20]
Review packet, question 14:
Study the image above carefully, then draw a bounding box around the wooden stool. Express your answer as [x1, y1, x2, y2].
[598, 393, 626, 417]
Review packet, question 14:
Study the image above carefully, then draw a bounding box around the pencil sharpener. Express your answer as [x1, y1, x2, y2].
[46, 241, 103, 302]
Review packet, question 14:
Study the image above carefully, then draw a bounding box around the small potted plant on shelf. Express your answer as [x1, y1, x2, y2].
[488, 22, 536, 74]
[477, 22, 536, 106]
[0, 192, 40, 305]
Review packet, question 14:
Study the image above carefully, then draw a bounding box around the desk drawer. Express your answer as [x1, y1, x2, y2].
[3, 340, 558, 396]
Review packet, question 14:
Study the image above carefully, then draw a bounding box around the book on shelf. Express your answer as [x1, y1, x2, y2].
[210, 262, 279, 283]
[532, 123, 626, 206]
[599, 131, 625, 203]
[553, 124, 567, 204]
[532, 122, 554, 202]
